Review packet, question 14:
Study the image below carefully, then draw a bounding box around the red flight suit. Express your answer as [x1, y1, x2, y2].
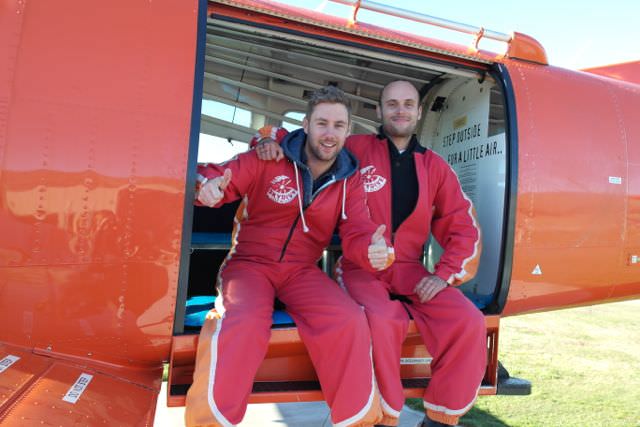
[185, 129, 390, 427]
[253, 128, 484, 426]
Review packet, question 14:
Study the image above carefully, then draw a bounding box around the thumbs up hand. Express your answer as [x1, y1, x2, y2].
[367, 224, 394, 270]
[198, 169, 232, 207]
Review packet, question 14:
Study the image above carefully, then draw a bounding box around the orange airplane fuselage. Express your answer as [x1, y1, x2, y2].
[0, 0, 638, 425]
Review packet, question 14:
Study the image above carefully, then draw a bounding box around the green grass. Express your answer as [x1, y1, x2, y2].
[408, 300, 640, 427]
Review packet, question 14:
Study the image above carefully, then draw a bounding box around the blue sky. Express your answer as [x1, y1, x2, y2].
[273, 0, 639, 69]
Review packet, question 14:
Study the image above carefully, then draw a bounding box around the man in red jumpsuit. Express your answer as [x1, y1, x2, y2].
[253, 80, 484, 427]
[185, 86, 395, 427]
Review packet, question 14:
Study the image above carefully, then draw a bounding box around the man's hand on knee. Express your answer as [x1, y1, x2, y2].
[414, 275, 447, 303]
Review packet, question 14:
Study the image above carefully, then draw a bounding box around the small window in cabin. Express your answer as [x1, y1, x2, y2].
[281, 111, 305, 132]
[197, 135, 247, 164]
[198, 99, 264, 163]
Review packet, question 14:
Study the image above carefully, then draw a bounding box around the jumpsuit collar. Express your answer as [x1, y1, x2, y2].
[281, 128, 359, 231]
[376, 126, 426, 155]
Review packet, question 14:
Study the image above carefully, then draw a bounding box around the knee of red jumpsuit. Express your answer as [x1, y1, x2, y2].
[439, 294, 485, 347]
[364, 302, 410, 347]
[337, 302, 371, 341]
[363, 304, 409, 378]
[312, 303, 377, 424]
[462, 306, 486, 361]
[219, 305, 273, 349]
[211, 309, 274, 424]
[450, 303, 487, 387]
[303, 301, 371, 359]
[185, 307, 273, 427]
[365, 304, 408, 416]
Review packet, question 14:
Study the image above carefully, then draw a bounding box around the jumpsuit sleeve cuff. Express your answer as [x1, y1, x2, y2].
[434, 269, 456, 286]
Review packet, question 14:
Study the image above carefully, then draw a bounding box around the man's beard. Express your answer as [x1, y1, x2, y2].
[385, 122, 415, 138]
[308, 138, 338, 162]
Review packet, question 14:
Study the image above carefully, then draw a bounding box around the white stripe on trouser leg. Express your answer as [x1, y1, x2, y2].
[333, 346, 376, 427]
[206, 315, 235, 427]
[381, 396, 401, 418]
[423, 386, 479, 416]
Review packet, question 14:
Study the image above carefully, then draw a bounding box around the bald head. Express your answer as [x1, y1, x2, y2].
[377, 80, 422, 147]
[379, 80, 420, 107]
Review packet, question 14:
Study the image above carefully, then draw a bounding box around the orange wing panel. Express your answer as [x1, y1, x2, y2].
[0, 345, 53, 414]
[0, 357, 159, 427]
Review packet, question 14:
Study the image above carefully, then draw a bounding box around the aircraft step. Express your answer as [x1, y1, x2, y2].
[168, 378, 434, 406]
[167, 378, 504, 407]
[167, 316, 504, 406]
[171, 378, 432, 396]
[496, 361, 531, 395]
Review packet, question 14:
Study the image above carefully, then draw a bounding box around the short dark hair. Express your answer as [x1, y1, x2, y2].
[306, 85, 352, 121]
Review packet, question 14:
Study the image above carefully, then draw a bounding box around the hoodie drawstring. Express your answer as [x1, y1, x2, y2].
[293, 162, 310, 233]
[341, 179, 347, 220]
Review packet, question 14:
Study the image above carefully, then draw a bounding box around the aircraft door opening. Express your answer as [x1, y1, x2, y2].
[168, 5, 510, 405]
[422, 77, 509, 311]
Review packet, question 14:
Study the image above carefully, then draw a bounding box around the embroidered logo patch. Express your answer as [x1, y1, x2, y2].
[267, 175, 298, 204]
[360, 165, 387, 193]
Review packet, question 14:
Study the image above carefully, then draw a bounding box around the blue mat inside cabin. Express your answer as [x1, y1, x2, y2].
[185, 295, 294, 327]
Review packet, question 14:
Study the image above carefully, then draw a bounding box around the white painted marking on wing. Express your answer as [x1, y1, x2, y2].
[0, 355, 20, 373]
[62, 373, 93, 404]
